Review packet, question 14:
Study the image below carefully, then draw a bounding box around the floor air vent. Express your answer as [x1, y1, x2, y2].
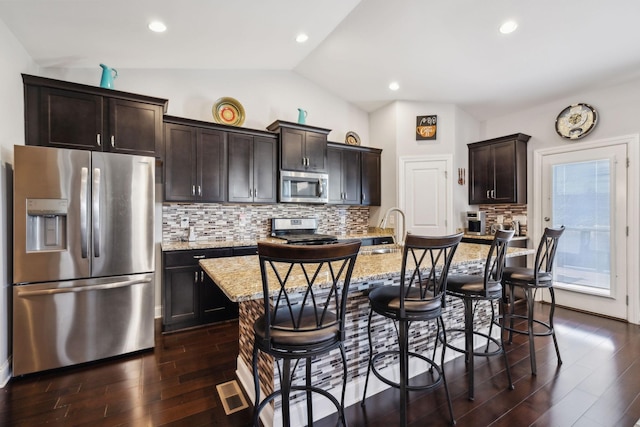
[216, 380, 249, 415]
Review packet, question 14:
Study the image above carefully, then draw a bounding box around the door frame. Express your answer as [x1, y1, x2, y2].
[398, 155, 454, 235]
[533, 134, 640, 324]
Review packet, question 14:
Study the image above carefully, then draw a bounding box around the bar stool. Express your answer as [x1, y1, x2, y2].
[443, 229, 514, 401]
[361, 233, 463, 427]
[502, 226, 565, 375]
[252, 240, 361, 427]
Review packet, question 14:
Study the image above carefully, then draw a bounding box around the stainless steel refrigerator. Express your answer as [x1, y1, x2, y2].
[12, 145, 155, 376]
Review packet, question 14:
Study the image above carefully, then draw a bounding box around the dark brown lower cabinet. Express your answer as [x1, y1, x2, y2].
[162, 247, 252, 332]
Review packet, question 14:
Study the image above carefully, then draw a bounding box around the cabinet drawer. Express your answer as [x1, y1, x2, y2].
[163, 248, 233, 267]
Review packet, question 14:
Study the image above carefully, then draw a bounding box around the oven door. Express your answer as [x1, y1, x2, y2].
[279, 171, 328, 204]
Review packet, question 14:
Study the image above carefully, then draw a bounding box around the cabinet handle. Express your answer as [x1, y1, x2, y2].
[194, 272, 198, 282]
[249, 188, 252, 197]
[253, 188, 257, 197]
[96, 134, 101, 146]
[362, 193, 366, 201]
[192, 185, 196, 196]
[200, 271, 204, 283]
[110, 135, 115, 148]
[491, 189, 496, 199]
[486, 190, 490, 199]
[193, 255, 205, 259]
[197, 185, 202, 196]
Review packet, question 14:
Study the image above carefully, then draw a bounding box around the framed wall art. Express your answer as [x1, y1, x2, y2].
[416, 115, 437, 140]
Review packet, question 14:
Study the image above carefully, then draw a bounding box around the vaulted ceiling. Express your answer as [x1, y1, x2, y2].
[1, 0, 639, 120]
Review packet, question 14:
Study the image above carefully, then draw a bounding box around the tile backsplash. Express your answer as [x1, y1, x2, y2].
[162, 203, 370, 242]
[478, 203, 528, 235]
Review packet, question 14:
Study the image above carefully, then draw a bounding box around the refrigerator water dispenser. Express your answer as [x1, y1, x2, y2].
[26, 198, 68, 252]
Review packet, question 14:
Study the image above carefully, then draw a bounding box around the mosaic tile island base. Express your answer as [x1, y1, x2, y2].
[200, 242, 534, 427]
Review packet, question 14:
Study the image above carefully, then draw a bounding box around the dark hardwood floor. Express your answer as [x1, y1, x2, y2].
[1, 303, 639, 426]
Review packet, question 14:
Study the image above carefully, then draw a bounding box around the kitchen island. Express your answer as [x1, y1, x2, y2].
[200, 242, 533, 426]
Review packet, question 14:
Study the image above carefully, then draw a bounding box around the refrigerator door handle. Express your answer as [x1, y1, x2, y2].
[92, 167, 101, 258]
[80, 167, 89, 258]
[15, 278, 153, 297]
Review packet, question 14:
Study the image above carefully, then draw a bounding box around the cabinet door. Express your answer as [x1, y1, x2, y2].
[201, 274, 239, 323]
[37, 88, 103, 150]
[468, 144, 493, 204]
[280, 128, 306, 171]
[164, 123, 197, 201]
[361, 151, 381, 206]
[108, 99, 163, 156]
[492, 141, 517, 202]
[342, 149, 361, 204]
[253, 137, 277, 203]
[163, 265, 199, 328]
[228, 133, 254, 203]
[327, 148, 344, 203]
[305, 132, 327, 171]
[198, 129, 227, 202]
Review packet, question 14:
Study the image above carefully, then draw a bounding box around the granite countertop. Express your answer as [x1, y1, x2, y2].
[161, 229, 395, 252]
[200, 242, 534, 302]
[463, 234, 528, 241]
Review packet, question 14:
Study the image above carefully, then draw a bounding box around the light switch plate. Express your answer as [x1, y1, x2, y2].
[180, 217, 189, 228]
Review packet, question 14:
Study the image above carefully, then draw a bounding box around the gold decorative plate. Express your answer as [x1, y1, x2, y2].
[212, 97, 245, 126]
[345, 131, 361, 145]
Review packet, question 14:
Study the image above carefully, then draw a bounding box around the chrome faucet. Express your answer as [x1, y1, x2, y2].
[379, 207, 406, 246]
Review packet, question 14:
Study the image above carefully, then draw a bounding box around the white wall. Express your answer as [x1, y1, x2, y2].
[0, 18, 38, 386]
[39, 68, 370, 145]
[368, 100, 481, 229]
[481, 77, 640, 325]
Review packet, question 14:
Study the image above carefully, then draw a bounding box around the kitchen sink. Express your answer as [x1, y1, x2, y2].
[360, 246, 401, 255]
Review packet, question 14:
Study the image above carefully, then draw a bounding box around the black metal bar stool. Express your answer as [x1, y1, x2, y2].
[252, 240, 361, 427]
[361, 233, 463, 427]
[442, 229, 514, 401]
[502, 226, 565, 375]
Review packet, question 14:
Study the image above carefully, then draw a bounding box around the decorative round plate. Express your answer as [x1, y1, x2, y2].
[345, 131, 361, 146]
[212, 97, 245, 126]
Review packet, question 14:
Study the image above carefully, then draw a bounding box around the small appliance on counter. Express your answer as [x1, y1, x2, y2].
[271, 218, 338, 245]
[466, 211, 486, 235]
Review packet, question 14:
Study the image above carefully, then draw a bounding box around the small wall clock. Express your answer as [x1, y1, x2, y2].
[555, 103, 598, 140]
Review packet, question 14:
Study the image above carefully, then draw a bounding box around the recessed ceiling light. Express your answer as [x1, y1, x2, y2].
[148, 21, 167, 33]
[499, 20, 518, 34]
[296, 33, 309, 43]
[389, 81, 400, 91]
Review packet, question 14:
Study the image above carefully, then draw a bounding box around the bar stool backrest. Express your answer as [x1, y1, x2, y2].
[399, 233, 463, 315]
[257, 240, 361, 353]
[533, 226, 566, 282]
[482, 229, 515, 297]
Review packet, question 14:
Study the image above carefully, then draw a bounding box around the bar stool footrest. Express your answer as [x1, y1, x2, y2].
[441, 328, 505, 358]
[370, 350, 443, 392]
[502, 313, 554, 337]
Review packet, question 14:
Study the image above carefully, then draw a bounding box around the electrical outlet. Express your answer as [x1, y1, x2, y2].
[180, 217, 189, 228]
[497, 215, 504, 224]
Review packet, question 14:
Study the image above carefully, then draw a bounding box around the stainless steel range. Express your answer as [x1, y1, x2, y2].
[271, 218, 338, 245]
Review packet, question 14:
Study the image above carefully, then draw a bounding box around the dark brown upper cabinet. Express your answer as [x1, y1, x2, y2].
[360, 148, 382, 206]
[328, 144, 361, 205]
[23, 74, 167, 158]
[164, 117, 227, 203]
[327, 142, 382, 206]
[267, 120, 330, 172]
[227, 133, 278, 204]
[468, 133, 530, 205]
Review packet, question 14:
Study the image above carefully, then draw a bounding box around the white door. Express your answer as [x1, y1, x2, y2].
[539, 143, 628, 319]
[399, 156, 452, 236]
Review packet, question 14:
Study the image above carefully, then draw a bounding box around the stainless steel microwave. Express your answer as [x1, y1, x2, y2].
[279, 170, 328, 204]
